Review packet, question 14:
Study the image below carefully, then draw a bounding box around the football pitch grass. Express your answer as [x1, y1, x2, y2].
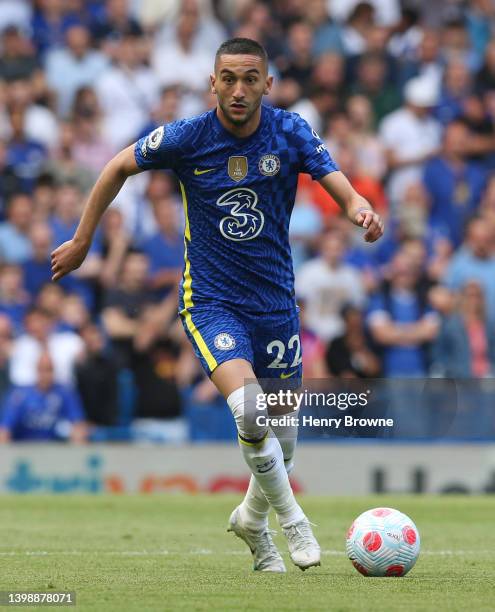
[0, 495, 493, 611]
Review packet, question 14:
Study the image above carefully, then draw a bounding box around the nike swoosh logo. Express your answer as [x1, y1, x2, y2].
[280, 370, 298, 379]
[194, 168, 216, 175]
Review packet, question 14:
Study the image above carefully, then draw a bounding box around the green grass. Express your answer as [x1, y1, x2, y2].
[0, 495, 494, 611]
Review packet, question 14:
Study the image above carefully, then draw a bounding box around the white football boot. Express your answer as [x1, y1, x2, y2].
[228, 506, 286, 573]
[282, 518, 321, 571]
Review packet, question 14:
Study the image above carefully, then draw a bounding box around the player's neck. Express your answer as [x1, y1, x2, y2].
[216, 106, 262, 139]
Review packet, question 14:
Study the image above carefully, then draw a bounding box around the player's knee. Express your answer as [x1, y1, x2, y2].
[227, 383, 268, 442]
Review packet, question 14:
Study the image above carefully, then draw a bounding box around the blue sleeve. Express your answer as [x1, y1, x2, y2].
[292, 114, 339, 180]
[134, 121, 184, 171]
[61, 388, 85, 423]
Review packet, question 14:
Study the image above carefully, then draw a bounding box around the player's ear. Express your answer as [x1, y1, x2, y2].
[210, 74, 217, 94]
[264, 75, 273, 96]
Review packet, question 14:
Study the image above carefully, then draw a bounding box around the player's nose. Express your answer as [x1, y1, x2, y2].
[232, 85, 245, 99]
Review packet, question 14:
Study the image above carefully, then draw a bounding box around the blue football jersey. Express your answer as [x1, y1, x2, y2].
[134, 104, 338, 314]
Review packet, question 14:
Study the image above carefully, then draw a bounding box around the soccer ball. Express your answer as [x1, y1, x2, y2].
[346, 507, 420, 577]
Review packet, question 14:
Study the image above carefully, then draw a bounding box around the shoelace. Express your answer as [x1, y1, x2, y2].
[254, 529, 281, 563]
[285, 521, 318, 552]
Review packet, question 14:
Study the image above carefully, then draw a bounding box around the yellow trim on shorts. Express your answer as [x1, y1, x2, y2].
[179, 181, 217, 372]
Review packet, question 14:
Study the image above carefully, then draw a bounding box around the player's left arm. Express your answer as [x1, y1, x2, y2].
[318, 171, 384, 243]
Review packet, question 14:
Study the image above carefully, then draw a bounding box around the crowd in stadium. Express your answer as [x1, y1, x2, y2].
[0, 0, 495, 442]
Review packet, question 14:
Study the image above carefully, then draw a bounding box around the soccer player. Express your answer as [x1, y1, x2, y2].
[51, 38, 384, 572]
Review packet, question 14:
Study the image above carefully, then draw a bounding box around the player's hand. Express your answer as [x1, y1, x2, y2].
[354, 209, 384, 243]
[51, 239, 90, 281]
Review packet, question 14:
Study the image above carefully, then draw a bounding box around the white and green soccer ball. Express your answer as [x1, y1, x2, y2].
[346, 507, 420, 577]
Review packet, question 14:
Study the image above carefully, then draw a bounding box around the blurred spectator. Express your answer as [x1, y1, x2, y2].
[0, 141, 23, 212]
[295, 231, 366, 342]
[71, 87, 115, 175]
[34, 282, 65, 322]
[0, 1, 32, 33]
[0, 26, 38, 82]
[142, 198, 183, 297]
[329, 0, 400, 27]
[22, 222, 53, 299]
[96, 33, 159, 150]
[332, 145, 387, 216]
[298, 298, 327, 378]
[99, 208, 131, 290]
[235, 2, 285, 66]
[0, 264, 29, 334]
[31, 174, 56, 221]
[379, 76, 441, 206]
[432, 280, 495, 377]
[59, 293, 91, 332]
[45, 24, 109, 116]
[326, 304, 381, 378]
[308, 0, 343, 57]
[289, 85, 333, 136]
[9, 307, 84, 387]
[289, 187, 323, 271]
[367, 251, 439, 377]
[5, 107, 47, 193]
[441, 18, 478, 71]
[139, 85, 181, 139]
[476, 39, 495, 93]
[119, 171, 176, 243]
[444, 217, 495, 322]
[154, 0, 227, 58]
[466, 0, 495, 69]
[388, 7, 422, 62]
[49, 182, 102, 307]
[151, 8, 211, 107]
[279, 21, 315, 97]
[0, 193, 33, 264]
[436, 59, 473, 125]
[30, 0, 82, 56]
[75, 323, 118, 426]
[4, 77, 59, 151]
[0, 314, 12, 403]
[132, 336, 187, 443]
[346, 94, 387, 180]
[0, 352, 87, 443]
[398, 28, 443, 90]
[341, 2, 376, 55]
[424, 120, 487, 247]
[92, 0, 143, 45]
[101, 251, 155, 368]
[311, 52, 345, 101]
[46, 121, 94, 191]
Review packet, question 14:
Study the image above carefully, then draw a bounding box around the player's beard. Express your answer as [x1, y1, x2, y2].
[219, 97, 262, 127]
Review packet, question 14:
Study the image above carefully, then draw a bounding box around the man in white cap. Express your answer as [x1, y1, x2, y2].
[379, 76, 442, 208]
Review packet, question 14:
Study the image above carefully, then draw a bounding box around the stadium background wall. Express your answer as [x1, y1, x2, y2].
[0, 444, 494, 495]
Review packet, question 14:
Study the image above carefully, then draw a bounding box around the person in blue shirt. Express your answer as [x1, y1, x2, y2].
[424, 120, 487, 247]
[367, 250, 439, 377]
[444, 216, 495, 322]
[141, 197, 183, 298]
[0, 193, 34, 265]
[0, 352, 87, 443]
[22, 222, 53, 300]
[6, 107, 47, 194]
[50, 38, 384, 573]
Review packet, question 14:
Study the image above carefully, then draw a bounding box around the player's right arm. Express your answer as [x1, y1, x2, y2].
[51, 145, 142, 281]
